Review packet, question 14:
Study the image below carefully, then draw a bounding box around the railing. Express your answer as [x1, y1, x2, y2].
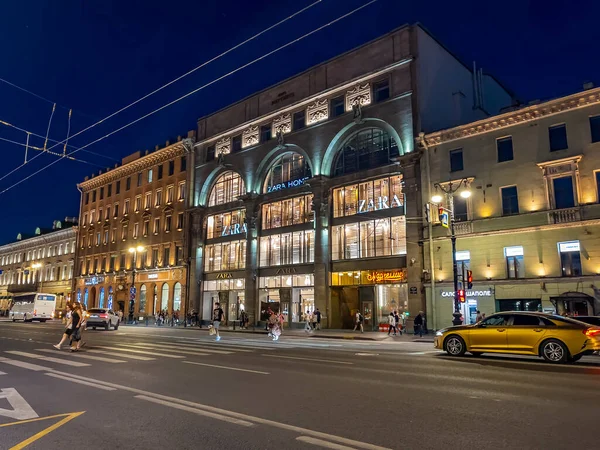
[547, 207, 581, 224]
[453, 221, 473, 235]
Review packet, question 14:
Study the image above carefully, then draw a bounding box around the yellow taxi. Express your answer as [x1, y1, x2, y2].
[434, 311, 600, 363]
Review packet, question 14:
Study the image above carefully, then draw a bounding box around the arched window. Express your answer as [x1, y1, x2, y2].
[208, 171, 245, 206]
[76, 289, 82, 303]
[173, 282, 182, 312]
[139, 285, 147, 312]
[153, 285, 158, 315]
[161, 283, 169, 311]
[333, 128, 399, 177]
[263, 152, 312, 193]
[108, 286, 114, 310]
[83, 288, 89, 307]
[99, 287, 105, 308]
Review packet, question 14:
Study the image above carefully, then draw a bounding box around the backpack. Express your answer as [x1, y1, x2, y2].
[358, 313, 363, 322]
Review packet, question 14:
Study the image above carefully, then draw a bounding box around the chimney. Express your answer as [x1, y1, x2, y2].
[583, 81, 594, 90]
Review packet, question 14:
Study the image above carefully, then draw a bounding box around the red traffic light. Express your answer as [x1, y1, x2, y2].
[467, 270, 473, 284]
[458, 289, 466, 303]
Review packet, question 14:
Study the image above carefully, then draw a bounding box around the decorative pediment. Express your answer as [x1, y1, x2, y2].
[345, 83, 371, 112]
[242, 126, 259, 149]
[120, 217, 130, 224]
[142, 210, 152, 219]
[162, 205, 174, 215]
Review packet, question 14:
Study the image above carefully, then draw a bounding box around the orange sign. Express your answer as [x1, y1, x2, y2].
[366, 270, 406, 283]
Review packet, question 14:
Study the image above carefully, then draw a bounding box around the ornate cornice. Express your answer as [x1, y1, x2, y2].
[425, 88, 600, 146]
[78, 140, 192, 191]
[0, 227, 76, 254]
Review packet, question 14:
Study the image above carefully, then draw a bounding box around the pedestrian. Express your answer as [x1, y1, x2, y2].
[475, 310, 483, 323]
[304, 310, 313, 333]
[74, 302, 87, 350]
[68, 303, 83, 352]
[118, 309, 123, 324]
[240, 310, 248, 329]
[414, 311, 424, 337]
[53, 303, 73, 349]
[394, 311, 403, 335]
[387, 312, 397, 336]
[353, 311, 364, 333]
[314, 308, 322, 331]
[212, 302, 224, 341]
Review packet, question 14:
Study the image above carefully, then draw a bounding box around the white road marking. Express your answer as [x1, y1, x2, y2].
[182, 361, 269, 375]
[0, 388, 38, 420]
[296, 436, 359, 449]
[45, 373, 117, 391]
[94, 346, 185, 358]
[171, 341, 254, 353]
[5, 351, 90, 367]
[355, 353, 379, 356]
[0, 357, 51, 371]
[0, 371, 5, 375]
[261, 354, 353, 365]
[407, 350, 444, 355]
[36, 349, 127, 363]
[131, 342, 224, 355]
[135, 395, 255, 427]
[86, 349, 155, 361]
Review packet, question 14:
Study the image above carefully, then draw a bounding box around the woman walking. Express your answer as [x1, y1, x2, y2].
[69, 303, 83, 352]
[53, 303, 73, 349]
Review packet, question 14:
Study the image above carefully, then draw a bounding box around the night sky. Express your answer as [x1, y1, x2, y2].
[0, 0, 597, 245]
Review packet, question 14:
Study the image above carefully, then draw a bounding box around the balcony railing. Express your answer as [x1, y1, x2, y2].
[453, 221, 473, 235]
[547, 207, 581, 224]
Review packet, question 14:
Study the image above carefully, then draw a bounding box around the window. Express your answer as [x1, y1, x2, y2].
[96, 232, 101, 246]
[83, 213, 88, 226]
[263, 152, 312, 193]
[133, 223, 139, 239]
[107, 184, 112, 197]
[85, 193, 89, 205]
[143, 220, 149, 237]
[166, 186, 174, 204]
[232, 135, 242, 153]
[208, 171, 246, 206]
[114, 203, 119, 217]
[139, 285, 146, 312]
[549, 124, 568, 151]
[92, 190, 97, 202]
[126, 177, 131, 191]
[148, 169, 153, 183]
[103, 230, 108, 245]
[558, 241, 582, 277]
[105, 206, 111, 220]
[157, 164, 163, 180]
[480, 315, 508, 326]
[262, 194, 313, 230]
[590, 116, 600, 143]
[453, 194, 468, 221]
[163, 247, 170, 266]
[450, 149, 464, 172]
[505, 246, 524, 279]
[168, 160, 175, 176]
[135, 196, 141, 212]
[333, 175, 404, 218]
[100, 187, 104, 200]
[153, 218, 160, 234]
[373, 79, 390, 103]
[497, 136, 514, 162]
[596, 171, 600, 202]
[98, 208, 103, 222]
[111, 228, 117, 243]
[116, 180, 121, 194]
[512, 315, 543, 326]
[176, 212, 184, 230]
[553, 176, 575, 209]
[206, 144, 216, 161]
[331, 217, 406, 260]
[331, 95, 345, 117]
[259, 231, 314, 267]
[155, 189, 162, 207]
[144, 192, 151, 209]
[165, 215, 172, 233]
[120, 253, 126, 270]
[180, 156, 187, 172]
[175, 246, 183, 263]
[260, 124, 271, 142]
[137, 172, 142, 187]
[204, 240, 246, 271]
[293, 111, 305, 130]
[207, 209, 246, 239]
[333, 128, 400, 177]
[110, 255, 116, 271]
[152, 248, 159, 267]
[124, 199, 130, 215]
[178, 182, 186, 201]
[501, 186, 519, 215]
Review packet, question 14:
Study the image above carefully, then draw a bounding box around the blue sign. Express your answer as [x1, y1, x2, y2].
[107, 294, 113, 310]
[266, 177, 309, 193]
[440, 209, 449, 228]
[0, 269, 3, 275]
[130, 286, 136, 295]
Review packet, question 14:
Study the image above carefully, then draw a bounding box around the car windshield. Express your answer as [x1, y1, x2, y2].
[88, 309, 106, 313]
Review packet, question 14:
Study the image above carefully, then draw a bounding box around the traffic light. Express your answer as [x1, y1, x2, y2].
[466, 270, 473, 289]
[458, 289, 466, 303]
[438, 206, 444, 221]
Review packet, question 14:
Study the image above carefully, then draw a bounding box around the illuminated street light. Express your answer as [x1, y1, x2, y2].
[431, 193, 443, 203]
[460, 190, 472, 199]
[127, 246, 146, 323]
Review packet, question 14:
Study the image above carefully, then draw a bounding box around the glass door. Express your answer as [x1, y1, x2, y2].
[362, 301, 374, 331]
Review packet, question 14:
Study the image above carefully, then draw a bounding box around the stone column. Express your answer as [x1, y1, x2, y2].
[242, 194, 260, 325]
[189, 207, 205, 320]
[310, 177, 330, 328]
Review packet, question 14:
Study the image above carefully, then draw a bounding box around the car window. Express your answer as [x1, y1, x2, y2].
[540, 317, 556, 326]
[481, 315, 508, 326]
[512, 315, 542, 326]
[577, 317, 600, 326]
[88, 309, 103, 313]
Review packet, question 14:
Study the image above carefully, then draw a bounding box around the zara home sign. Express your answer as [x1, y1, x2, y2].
[267, 177, 309, 193]
[358, 194, 404, 214]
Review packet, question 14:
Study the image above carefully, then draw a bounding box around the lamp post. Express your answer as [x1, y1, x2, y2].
[31, 263, 43, 291]
[431, 179, 471, 326]
[128, 246, 145, 324]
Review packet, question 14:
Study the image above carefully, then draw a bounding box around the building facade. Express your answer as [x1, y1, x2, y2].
[0, 221, 77, 314]
[189, 24, 512, 329]
[75, 135, 194, 318]
[422, 86, 600, 330]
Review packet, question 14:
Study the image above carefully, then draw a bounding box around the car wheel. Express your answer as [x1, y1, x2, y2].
[444, 335, 466, 356]
[470, 352, 483, 357]
[540, 339, 569, 364]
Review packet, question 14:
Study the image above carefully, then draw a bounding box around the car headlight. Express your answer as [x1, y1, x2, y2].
[435, 330, 444, 337]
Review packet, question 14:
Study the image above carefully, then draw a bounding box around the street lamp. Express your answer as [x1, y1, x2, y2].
[431, 179, 471, 326]
[31, 263, 43, 291]
[128, 246, 145, 323]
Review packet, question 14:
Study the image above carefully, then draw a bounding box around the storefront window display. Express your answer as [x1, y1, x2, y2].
[262, 194, 314, 230]
[263, 153, 312, 193]
[259, 274, 314, 323]
[202, 278, 245, 323]
[331, 217, 406, 260]
[259, 230, 315, 267]
[207, 209, 246, 239]
[208, 171, 246, 206]
[333, 175, 404, 218]
[204, 240, 246, 272]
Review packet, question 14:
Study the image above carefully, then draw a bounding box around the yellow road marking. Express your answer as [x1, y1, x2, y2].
[0, 411, 85, 450]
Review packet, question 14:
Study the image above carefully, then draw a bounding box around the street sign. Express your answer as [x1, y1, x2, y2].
[0, 269, 3, 275]
[439, 208, 449, 228]
[409, 286, 418, 295]
[130, 286, 136, 295]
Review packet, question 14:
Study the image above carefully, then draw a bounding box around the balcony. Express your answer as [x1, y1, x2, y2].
[453, 221, 473, 235]
[547, 207, 581, 224]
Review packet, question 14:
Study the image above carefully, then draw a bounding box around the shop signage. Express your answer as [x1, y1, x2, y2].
[559, 241, 580, 253]
[504, 246, 523, 257]
[222, 223, 248, 237]
[266, 177, 309, 193]
[147, 273, 158, 279]
[358, 195, 404, 214]
[441, 290, 491, 298]
[276, 267, 297, 275]
[85, 276, 104, 286]
[216, 273, 233, 279]
[409, 286, 418, 295]
[366, 270, 406, 283]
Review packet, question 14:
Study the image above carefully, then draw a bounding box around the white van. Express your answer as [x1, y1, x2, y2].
[10, 293, 56, 322]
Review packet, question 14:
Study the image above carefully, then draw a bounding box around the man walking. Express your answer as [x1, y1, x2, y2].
[212, 302, 224, 341]
[353, 311, 364, 333]
[387, 312, 397, 336]
[304, 310, 313, 333]
[314, 308, 322, 331]
[413, 311, 424, 337]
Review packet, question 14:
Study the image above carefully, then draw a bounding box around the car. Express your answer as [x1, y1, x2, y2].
[86, 308, 120, 331]
[572, 316, 600, 327]
[434, 311, 600, 363]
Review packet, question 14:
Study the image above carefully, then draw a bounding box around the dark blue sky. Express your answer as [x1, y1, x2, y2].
[0, 0, 597, 244]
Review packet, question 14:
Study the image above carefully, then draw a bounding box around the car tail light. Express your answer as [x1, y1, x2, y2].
[33, 310, 37, 316]
[584, 328, 600, 338]
[99, 313, 108, 319]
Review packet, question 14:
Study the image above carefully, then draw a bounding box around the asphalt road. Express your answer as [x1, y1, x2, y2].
[0, 321, 599, 450]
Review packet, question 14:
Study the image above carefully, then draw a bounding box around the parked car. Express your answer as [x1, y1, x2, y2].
[572, 316, 600, 327]
[86, 308, 120, 331]
[435, 311, 600, 363]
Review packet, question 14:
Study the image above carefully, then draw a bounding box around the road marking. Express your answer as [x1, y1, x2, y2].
[94, 346, 185, 358]
[407, 351, 444, 355]
[355, 353, 379, 356]
[172, 341, 254, 352]
[182, 361, 269, 374]
[35, 349, 127, 364]
[44, 373, 117, 390]
[0, 388, 38, 420]
[0, 357, 51, 372]
[135, 395, 255, 427]
[6, 411, 85, 450]
[5, 351, 90, 367]
[85, 349, 155, 361]
[134, 342, 233, 355]
[296, 436, 359, 449]
[126, 344, 211, 356]
[260, 354, 353, 365]
[0, 371, 5, 375]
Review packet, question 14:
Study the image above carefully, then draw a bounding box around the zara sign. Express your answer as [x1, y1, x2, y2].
[222, 223, 248, 237]
[266, 177, 309, 193]
[358, 195, 404, 214]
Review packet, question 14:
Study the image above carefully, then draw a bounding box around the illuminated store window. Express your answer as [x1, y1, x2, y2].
[263, 152, 312, 194]
[259, 230, 314, 267]
[208, 171, 246, 206]
[206, 209, 246, 239]
[333, 175, 403, 218]
[262, 194, 313, 230]
[204, 240, 246, 272]
[331, 217, 406, 260]
[333, 128, 399, 177]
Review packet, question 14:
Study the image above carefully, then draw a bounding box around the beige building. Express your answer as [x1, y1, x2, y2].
[421, 86, 600, 330]
[75, 134, 194, 320]
[0, 220, 77, 314]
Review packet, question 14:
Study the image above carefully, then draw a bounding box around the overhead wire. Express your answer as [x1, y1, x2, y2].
[0, 0, 378, 196]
